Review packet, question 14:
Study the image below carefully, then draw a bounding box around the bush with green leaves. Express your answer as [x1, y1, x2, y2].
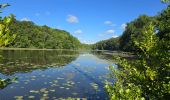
[0, 14, 16, 47]
[0, 4, 16, 47]
[105, 22, 169, 100]
[105, 2, 169, 99]
[105, 21, 170, 99]
[0, 3, 17, 89]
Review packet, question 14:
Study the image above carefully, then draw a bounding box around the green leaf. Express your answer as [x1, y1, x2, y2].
[0, 3, 10, 8]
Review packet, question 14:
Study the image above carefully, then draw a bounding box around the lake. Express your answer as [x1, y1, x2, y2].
[0, 50, 116, 100]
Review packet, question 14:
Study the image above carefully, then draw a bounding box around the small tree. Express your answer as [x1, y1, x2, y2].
[0, 3, 17, 89]
[0, 4, 16, 47]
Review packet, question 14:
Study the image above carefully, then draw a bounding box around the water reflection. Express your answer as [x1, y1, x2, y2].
[0, 50, 79, 75]
[0, 50, 114, 100]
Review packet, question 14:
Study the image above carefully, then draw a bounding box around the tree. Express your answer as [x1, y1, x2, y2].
[0, 4, 16, 47]
[0, 3, 17, 89]
[105, 5, 170, 100]
[119, 15, 154, 52]
[161, 0, 170, 4]
[156, 5, 170, 41]
[93, 37, 120, 51]
[106, 22, 170, 100]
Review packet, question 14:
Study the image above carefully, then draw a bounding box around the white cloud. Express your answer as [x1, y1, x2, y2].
[20, 18, 30, 21]
[112, 35, 118, 38]
[81, 40, 95, 44]
[105, 29, 115, 34]
[121, 23, 127, 30]
[104, 21, 116, 26]
[97, 29, 119, 41]
[78, 38, 96, 44]
[98, 29, 115, 38]
[104, 21, 113, 25]
[67, 15, 79, 23]
[74, 29, 82, 34]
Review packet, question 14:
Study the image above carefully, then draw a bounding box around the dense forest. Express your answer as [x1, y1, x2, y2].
[92, 37, 119, 51]
[93, 6, 169, 53]
[7, 19, 81, 49]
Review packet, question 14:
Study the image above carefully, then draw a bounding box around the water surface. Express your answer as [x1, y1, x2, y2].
[0, 50, 115, 100]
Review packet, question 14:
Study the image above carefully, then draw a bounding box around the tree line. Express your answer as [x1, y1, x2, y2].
[92, 37, 119, 51]
[93, 5, 169, 53]
[7, 19, 82, 49]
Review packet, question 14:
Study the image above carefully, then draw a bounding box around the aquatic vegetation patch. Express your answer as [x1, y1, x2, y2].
[0, 77, 17, 89]
[90, 82, 99, 91]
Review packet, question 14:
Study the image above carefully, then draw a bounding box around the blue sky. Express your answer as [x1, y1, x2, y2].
[1, 0, 167, 44]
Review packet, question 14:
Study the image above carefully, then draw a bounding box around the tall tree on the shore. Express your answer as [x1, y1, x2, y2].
[119, 15, 154, 52]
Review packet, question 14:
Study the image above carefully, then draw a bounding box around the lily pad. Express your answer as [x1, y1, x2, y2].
[49, 89, 55, 92]
[14, 96, 23, 99]
[29, 90, 39, 94]
[28, 96, 35, 99]
[90, 83, 99, 91]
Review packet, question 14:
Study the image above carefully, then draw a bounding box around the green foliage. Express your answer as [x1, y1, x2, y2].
[156, 5, 170, 42]
[92, 37, 120, 51]
[0, 3, 17, 89]
[0, 77, 17, 89]
[0, 3, 10, 13]
[0, 78, 11, 89]
[119, 15, 155, 52]
[0, 14, 16, 47]
[161, 0, 170, 3]
[8, 20, 81, 49]
[105, 6, 170, 100]
[93, 15, 156, 52]
[80, 43, 92, 50]
[0, 4, 16, 47]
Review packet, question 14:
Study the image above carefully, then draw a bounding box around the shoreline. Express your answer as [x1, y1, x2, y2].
[0, 48, 86, 51]
[0, 47, 112, 51]
[0, 48, 133, 55]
